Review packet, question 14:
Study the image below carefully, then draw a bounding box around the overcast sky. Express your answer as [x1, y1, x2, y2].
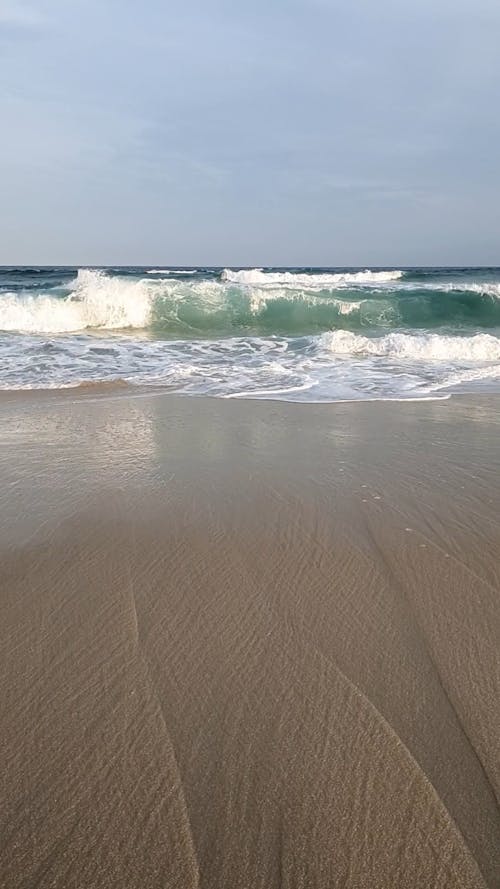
[1, 0, 499, 265]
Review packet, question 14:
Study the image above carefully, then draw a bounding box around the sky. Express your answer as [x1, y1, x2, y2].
[1, 0, 499, 266]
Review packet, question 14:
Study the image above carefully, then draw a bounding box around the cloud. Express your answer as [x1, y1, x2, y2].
[0, 1, 44, 27]
[0, 0, 499, 264]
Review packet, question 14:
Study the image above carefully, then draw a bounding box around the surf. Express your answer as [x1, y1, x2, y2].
[3, 267, 500, 336]
[1, 266, 500, 402]
[0, 270, 154, 333]
[320, 330, 500, 361]
[221, 268, 404, 287]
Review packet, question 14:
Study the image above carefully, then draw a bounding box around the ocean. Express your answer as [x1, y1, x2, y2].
[2, 265, 500, 401]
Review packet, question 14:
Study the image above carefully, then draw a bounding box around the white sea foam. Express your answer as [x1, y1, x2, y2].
[466, 282, 500, 298]
[432, 363, 500, 390]
[2, 267, 500, 339]
[221, 268, 404, 288]
[0, 270, 154, 333]
[337, 300, 363, 315]
[245, 285, 364, 315]
[376, 280, 500, 297]
[0, 271, 373, 334]
[2, 267, 500, 402]
[147, 269, 197, 275]
[321, 330, 500, 361]
[1, 327, 500, 400]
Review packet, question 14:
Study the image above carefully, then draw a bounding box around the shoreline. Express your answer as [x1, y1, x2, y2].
[0, 379, 487, 406]
[1, 391, 500, 887]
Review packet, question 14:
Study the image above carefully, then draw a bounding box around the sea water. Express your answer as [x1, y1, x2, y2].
[2, 266, 500, 401]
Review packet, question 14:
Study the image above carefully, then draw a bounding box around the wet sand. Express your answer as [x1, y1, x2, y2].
[1, 390, 500, 888]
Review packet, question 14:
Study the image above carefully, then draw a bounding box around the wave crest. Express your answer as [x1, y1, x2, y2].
[321, 330, 500, 361]
[2, 268, 500, 336]
[221, 268, 404, 288]
[147, 269, 197, 275]
[0, 271, 382, 335]
[0, 270, 154, 333]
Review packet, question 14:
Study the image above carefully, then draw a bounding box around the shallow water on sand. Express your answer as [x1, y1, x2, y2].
[1, 391, 500, 887]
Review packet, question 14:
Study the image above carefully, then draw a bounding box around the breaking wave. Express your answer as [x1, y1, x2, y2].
[3, 267, 500, 336]
[0, 270, 154, 333]
[221, 268, 404, 287]
[147, 269, 197, 275]
[321, 330, 500, 361]
[2, 265, 500, 400]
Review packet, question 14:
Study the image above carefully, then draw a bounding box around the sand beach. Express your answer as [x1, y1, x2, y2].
[1, 390, 500, 888]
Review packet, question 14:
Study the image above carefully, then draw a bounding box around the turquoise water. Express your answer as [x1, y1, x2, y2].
[1, 266, 500, 400]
